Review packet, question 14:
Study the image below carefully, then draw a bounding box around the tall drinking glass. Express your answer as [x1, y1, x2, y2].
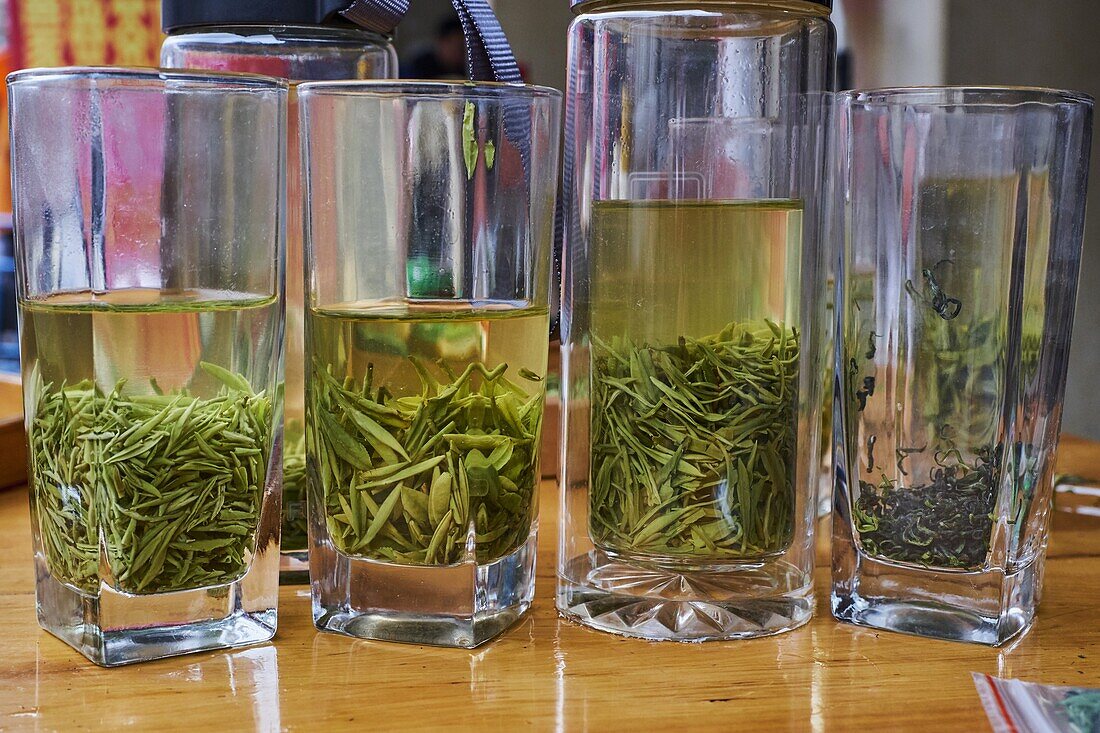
[557, 1, 834, 641]
[9, 68, 287, 666]
[299, 81, 560, 647]
[831, 87, 1093, 645]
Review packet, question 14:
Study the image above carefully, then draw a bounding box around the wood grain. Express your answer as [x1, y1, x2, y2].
[0, 440, 1097, 731]
[0, 376, 25, 490]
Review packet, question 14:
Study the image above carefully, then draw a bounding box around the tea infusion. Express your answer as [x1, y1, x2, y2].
[589, 199, 802, 562]
[22, 290, 277, 595]
[308, 303, 547, 566]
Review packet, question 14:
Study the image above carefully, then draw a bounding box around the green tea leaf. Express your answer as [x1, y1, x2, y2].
[589, 320, 798, 560]
[29, 368, 270, 595]
[462, 101, 478, 180]
[200, 361, 254, 395]
[310, 351, 544, 566]
[362, 485, 403, 547]
[429, 471, 452, 526]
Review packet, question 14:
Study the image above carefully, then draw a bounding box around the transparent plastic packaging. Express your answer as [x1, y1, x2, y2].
[9, 68, 287, 666]
[973, 673, 1100, 733]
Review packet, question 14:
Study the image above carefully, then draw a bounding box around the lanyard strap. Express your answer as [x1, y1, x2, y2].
[340, 0, 542, 326]
[341, 0, 522, 83]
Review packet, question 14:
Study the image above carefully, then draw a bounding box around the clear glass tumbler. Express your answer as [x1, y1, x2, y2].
[9, 68, 287, 666]
[162, 25, 398, 577]
[557, 1, 834, 641]
[831, 87, 1093, 645]
[299, 80, 561, 647]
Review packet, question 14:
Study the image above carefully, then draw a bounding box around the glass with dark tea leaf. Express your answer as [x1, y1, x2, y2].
[9, 68, 287, 665]
[299, 80, 560, 648]
[831, 87, 1093, 645]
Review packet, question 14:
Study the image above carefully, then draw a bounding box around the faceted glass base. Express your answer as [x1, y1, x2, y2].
[35, 569, 277, 667]
[556, 550, 813, 641]
[831, 548, 1040, 646]
[311, 534, 537, 649]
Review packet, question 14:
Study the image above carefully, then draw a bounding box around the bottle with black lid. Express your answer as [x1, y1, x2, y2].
[161, 1, 398, 579]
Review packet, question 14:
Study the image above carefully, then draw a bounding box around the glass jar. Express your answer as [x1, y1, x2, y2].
[162, 11, 397, 578]
[557, 0, 835, 641]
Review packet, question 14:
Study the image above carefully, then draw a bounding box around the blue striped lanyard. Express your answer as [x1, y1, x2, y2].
[341, 0, 522, 83]
[340, 0, 545, 328]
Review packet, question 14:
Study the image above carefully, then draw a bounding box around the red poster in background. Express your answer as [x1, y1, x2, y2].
[9, 0, 161, 68]
[1, 0, 162, 214]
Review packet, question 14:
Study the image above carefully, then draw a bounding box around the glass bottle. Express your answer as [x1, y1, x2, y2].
[161, 2, 398, 579]
[557, 0, 835, 641]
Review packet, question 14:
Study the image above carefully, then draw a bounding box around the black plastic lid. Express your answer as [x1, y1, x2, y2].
[163, 0, 357, 33]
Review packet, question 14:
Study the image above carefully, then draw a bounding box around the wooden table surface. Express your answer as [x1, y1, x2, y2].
[1, 439, 1098, 732]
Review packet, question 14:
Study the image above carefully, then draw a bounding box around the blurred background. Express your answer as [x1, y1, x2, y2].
[0, 0, 1097, 437]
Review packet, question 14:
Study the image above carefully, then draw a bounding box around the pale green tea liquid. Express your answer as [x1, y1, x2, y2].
[308, 302, 549, 398]
[21, 288, 280, 402]
[587, 199, 804, 562]
[590, 199, 803, 343]
[307, 302, 549, 565]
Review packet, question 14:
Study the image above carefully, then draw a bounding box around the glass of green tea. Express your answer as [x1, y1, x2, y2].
[298, 80, 560, 647]
[9, 67, 287, 666]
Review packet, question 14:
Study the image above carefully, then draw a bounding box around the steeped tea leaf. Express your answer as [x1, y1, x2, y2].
[462, 101, 478, 180]
[854, 445, 1000, 569]
[282, 421, 308, 552]
[29, 364, 271, 595]
[589, 319, 799, 560]
[310, 355, 544, 565]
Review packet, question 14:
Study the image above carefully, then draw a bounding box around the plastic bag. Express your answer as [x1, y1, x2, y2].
[973, 673, 1100, 733]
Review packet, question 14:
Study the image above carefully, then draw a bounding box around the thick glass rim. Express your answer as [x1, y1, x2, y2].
[572, 0, 831, 17]
[839, 85, 1093, 109]
[7, 66, 288, 91]
[296, 79, 562, 100]
[164, 24, 393, 43]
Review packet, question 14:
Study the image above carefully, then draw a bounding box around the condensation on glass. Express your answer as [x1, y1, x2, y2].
[557, 0, 835, 641]
[831, 87, 1093, 646]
